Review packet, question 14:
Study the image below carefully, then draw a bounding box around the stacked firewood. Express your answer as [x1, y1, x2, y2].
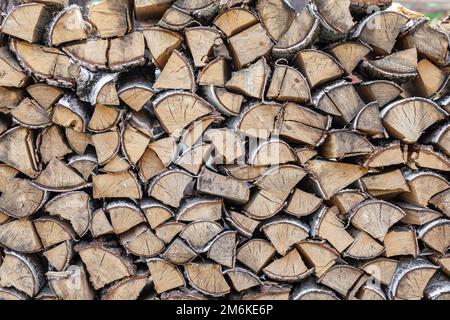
[0, 0, 449, 300]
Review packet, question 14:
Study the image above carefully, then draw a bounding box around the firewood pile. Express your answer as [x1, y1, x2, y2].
[0, 0, 449, 301]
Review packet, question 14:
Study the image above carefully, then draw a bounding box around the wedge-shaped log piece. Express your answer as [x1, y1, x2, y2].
[33, 158, 88, 192]
[93, 170, 142, 199]
[418, 219, 450, 254]
[48, 5, 88, 46]
[256, 0, 295, 41]
[0, 48, 29, 88]
[120, 224, 164, 257]
[77, 72, 119, 106]
[122, 125, 151, 165]
[46, 264, 94, 300]
[351, 102, 384, 136]
[172, 0, 219, 20]
[363, 141, 405, 168]
[320, 130, 373, 159]
[263, 248, 312, 283]
[381, 98, 448, 144]
[388, 258, 438, 300]
[313, 81, 366, 124]
[344, 229, 384, 260]
[118, 81, 155, 112]
[361, 257, 398, 286]
[228, 23, 274, 69]
[0, 178, 46, 219]
[312, 0, 355, 39]
[384, 226, 419, 257]
[155, 222, 185, 244]
[310, 206, 354, 253]
[403, 20, 449, 66]
[0, 3, 50, 43]
[225, 58, 270, 99]
[105, 201, 146, 235]
[349, 200, 405, 241]
[294, 49, 345, 89]
[101, 274, 148, 300]
[213, 8, 258, 37]
[329, 189, 368, 216]
[153, 91, 214, 137]
[43, 241, 73, 272]
[161, 238, 197, 265]
[185, 263, 230, 297]
[90, 209, 114, 238]
[142, 27, 182, 69]
[261, 218, 309, 256]
[185, 27, 223, 68]
[177, 197, 222, 222]
[359, 169, 410, 198]
[292, 278, 339, 300]
[399, 170, 449, 207]
[34, 216, 76, 249]
[0, 86, 24, 113]
[153, 50, 195, 91]
[0, 127, 39, 178]
[398, 202, 442, 226]
[354, 11, 409, 55]
[238, 102, 283, 139]
[267, 64, 310, 103]
[203, 128, 245, 164]
[296, 240, 340, 277]
[87, 0, 131, 38]
[138, 147, 167, 182]
[0, 250, 44, 298]
[45, 191, 91, 237]
[74, 242, 136, 290]
[148, 170, 193, 207]
[424, 123, 449, 157]
[180, 220, 223, 252]
[88, 105, 123, 133]
[66, 128, 92, 155]
[328, 41, 371, 73]
[198, 57, 230, 87]
[223, 268, 261, 292]
[414, 59, 447, 98]
[0, 219, 42, 253]
[63, 39, 109, 71]
[108, 32, 146, 71]
[39, 125, 72, 163]
[92, 130, 120, 165]
[306, 160, 368, 199]
[409, 145, 450, 172]
[141, 200, 174, 229]
[318, 264, 363, 297]
[197, 167, 250, 204]
[285, 189, 323, 217]
[11, 40, 80, 88]
[357, 80, 403, 106]
[273, 8, 319, 58]
[207, 231, 237, 268]
[281, 103, 330, 146]
[430, 189, 450, 217]
[52, 95, 90, 132]
[360, 48, 418, 82]
[249, 139, 296, 166]
[147, 258, 185, 294]
[224, 209, 259, 238]
[158, 7, 196, 32]
[236, 239, 276, 274]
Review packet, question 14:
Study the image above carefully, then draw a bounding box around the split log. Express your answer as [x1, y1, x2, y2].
[87, 0, 132, 38]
